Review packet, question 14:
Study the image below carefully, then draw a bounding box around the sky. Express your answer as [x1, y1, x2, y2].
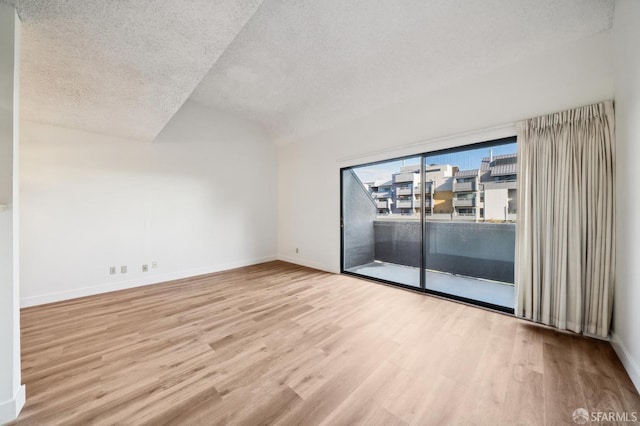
[353, 142, 517, 184]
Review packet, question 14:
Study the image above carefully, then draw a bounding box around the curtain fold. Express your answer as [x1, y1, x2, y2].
[515, 101, 615, 337]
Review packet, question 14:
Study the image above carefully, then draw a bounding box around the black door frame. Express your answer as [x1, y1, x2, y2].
[340, 136, 517, 314]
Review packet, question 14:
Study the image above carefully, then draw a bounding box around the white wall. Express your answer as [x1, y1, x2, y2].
[20, 100, 277, 306]
[278, 31, 614, 273]
[0, 4, 25, 424]
[484, 189, 509, 222]
[611, 0, 640, 393]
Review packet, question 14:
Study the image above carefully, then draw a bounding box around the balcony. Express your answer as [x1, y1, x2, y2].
[412, 198, 433, 208]
[396, 199, 414, 208]
[410, 183, 433, 195]
[394, 173, 416, 183]
[453, 198, 476, 207]
[453, 181, 476, 192]
[373, 191, 391, 198]
[396, 187, 413, 196]
[347, 262, 514, 309]
[343, 220, 516, 309]
[376, 200, 391, 209]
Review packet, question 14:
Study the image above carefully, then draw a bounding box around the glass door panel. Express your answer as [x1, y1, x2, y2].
[342, 156, 422, 288]
[423, 141, 517, 309]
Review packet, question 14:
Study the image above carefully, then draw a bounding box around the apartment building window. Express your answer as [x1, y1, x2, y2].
[341, 137, 517, 312]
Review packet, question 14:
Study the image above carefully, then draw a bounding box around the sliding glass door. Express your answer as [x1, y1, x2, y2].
[341, 138, 517, 312]
[422, 141, 517, 310]
[342, 156, 422, 288]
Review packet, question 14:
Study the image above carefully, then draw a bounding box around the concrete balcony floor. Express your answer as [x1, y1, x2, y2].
[346, 261, 514, 309]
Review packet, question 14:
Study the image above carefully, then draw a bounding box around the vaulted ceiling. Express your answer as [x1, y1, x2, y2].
[6, 0, 614, 144]
[10, 0, 264, 141]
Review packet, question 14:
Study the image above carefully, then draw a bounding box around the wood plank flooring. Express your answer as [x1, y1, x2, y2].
[12, 261, 640, 425]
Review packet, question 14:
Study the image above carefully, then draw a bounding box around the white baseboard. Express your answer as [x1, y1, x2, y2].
[0, 385, 25, 425]
[611, 332, 640, 394]
[20, 256, 277, 308]
[277, 254, 339, 274]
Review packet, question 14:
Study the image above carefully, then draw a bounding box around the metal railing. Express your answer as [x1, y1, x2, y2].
[453, 181, 476, 192]
[453, 198, 476, 207]
[396, 200, 414, 208]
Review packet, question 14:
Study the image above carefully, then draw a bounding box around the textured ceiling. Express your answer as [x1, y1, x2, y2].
[11, 0, 263, 141]
[6, 0, 614, 144]
[190, 0, 614, 145]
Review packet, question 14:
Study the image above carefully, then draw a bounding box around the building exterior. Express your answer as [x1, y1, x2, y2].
[392, 165, 420, 215]
[367, 164, 457, 216]
[367, 179, 394, 215]
[452, 168, 481, 219]
[452, 153, 517, 221]
[425, 164, 456, 215]
[365, 153, 516, 221]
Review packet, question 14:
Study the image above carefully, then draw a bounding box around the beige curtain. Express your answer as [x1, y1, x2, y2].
[515, 101, 615, 337]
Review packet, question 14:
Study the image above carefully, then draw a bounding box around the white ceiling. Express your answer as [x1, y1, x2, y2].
[7, 0, 614, 144]
[10, 0, 263, 141]
[191, 0, 614, 145]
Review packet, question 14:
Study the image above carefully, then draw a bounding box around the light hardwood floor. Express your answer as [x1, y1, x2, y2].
[12, 261, 640, 425]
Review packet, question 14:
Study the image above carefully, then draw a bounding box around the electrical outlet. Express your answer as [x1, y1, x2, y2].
[109, 266, 116, 275]
[151, 261, 157, 269]
[142, 264, 149, 272]
[296, 248, 299, 254]
[121, 265, 127, 274]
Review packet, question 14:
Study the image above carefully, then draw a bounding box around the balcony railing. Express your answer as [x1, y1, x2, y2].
[373, 191, 391, 198]
[396, 199, 414, 208]
[411, 183, 434, 195]
[453, 198, 476, 207]
[453, 181, 476, 192]
[411, 198, 433, 207]
[370, 220, 516, 283]
[376, 200, 391, 209]
[396, 187, 413, 196]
